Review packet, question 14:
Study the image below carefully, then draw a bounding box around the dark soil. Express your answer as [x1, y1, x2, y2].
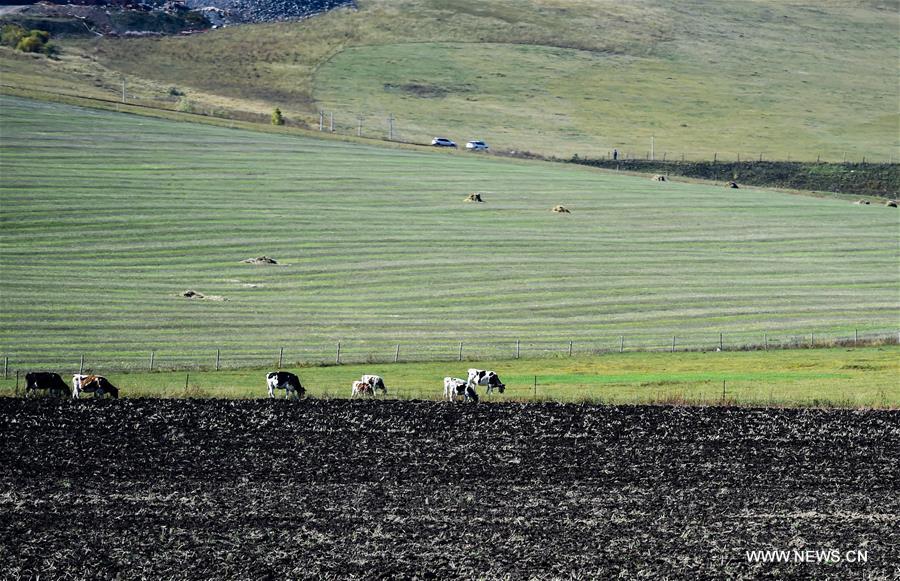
[1, 399, 897, 579]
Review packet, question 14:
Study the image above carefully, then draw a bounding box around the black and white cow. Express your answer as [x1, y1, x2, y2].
[360, 375, 387, 395]
[266, 371, 305, 399]
[444, 377, 478, 403]
[25, 372, 70, 398]
[467, 368, 505, 394]
[72, 374, 119, 399]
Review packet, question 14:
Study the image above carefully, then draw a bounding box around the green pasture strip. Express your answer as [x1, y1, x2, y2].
[2, 347, 897, 408]
[1, 96, 899, 365]
[2, 0, 896, 160]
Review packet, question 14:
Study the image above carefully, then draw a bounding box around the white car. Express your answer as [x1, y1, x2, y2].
[465, 140, 488, 151]
[431, 137, 457, 148]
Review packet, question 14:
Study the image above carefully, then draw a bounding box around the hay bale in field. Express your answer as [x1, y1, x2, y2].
[728, 181, 739, 189]
[464, 193, 484, 203]
[551, 205, 571, 213]
[652, 174, 667, 181]
[181, 289, 227, 301]
[885, 200, 898, 207]
[242, 256, 278, 265]
[854, 199, 870, 205]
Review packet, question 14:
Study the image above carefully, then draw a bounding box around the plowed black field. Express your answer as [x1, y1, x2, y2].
[1, 399, 898, 579]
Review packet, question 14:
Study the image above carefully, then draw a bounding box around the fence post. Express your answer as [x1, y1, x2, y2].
[855, 329, 858, 346]
[672, 336, 676, 352]
[149, 351, 154, 372]
[215, 349, 220, 371]
[394, 344, 400, 363]
[336, 342, 341, 365]
[3, 356, 7, 379]
[15, 370, 19, 397]
[279, 347, 284, 368]
[79, 354, 84, 374]
[458, 341, 463, 362]
[185, 373, 189, 390]
[810, 333, 814, 347]
[620, 336, 624, 353]
[515, 339, 520, 359]
[568, 341, 573, 356]
[533, 375, 537, 398]
[720, 333, 724, 351]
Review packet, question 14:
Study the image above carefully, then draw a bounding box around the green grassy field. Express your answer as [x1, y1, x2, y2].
[1, 96, 898, 372]
[1, 348, 897, 407]
[1, 0, 897, 160]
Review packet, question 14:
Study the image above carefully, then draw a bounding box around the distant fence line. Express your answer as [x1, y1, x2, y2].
[3, 85, 896, 165]
[2, 329, 897, 378]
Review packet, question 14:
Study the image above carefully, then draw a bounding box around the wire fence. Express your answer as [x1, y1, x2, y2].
[2, 329, 897, 378]
[3, 85, 896, 165]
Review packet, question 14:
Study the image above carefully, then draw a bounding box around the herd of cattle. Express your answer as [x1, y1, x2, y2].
[269, 368, 505, 402]
[23, 368, 506, 402]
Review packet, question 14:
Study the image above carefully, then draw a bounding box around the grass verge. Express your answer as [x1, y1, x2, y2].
[3, 347, 897, 408]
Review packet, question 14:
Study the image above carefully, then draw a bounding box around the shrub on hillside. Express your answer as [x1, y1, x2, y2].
[176, 98, 195, 113]
[271, 108, 285, 126]
[1, 24, 26, 48]
[2, 24, 54, 55]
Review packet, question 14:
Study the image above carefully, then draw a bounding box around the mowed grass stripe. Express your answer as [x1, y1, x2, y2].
[1, 96, 898, 365]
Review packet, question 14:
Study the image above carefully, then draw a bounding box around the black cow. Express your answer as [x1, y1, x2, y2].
[266, 371, 305, 399]
[25, 372, 70, 398]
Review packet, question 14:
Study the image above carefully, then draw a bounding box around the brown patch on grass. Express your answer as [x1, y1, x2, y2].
[552, 205, 571, 213]
[464, 193, 484, 202]
[181, 290, 226, 301]
[242, 256, 278, 264]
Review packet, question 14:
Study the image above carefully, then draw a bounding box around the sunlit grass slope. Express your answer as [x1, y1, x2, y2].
[1, 0, 897, 160]
[1, 97, 898, 367]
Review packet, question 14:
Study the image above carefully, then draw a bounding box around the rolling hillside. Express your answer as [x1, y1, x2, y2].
[1, 96, 898, 369]
[1, 0, 897, 160]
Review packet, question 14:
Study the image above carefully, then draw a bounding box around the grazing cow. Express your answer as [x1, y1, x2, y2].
[25, 372, 70, 398]
[444, 377, 478, 403]
[351, 380, 374, 398]
[266, 371, 305, 399]
[72, 374, 119, 399]
[360, 375, 387, 395]
[467, 368, 505, 394]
